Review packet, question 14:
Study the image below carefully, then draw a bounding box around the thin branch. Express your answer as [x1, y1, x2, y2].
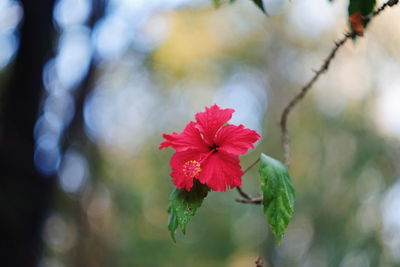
[371, 0, 399, 17]
[235, 157, 262, 203]
[280, 33, 353, 166]
[255, 257, 264, 267]
[235, 158, 262, 204]
[235, 196, 262, 204]
[244, 158, 260, 174]
[235, 0, 399, 205]
[279, 0, 399, 167]
[235, 158, 260, 200]
[236, 186, 252, 200]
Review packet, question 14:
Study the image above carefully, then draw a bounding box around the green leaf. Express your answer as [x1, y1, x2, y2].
[251, 0, 266, 13]
[348, 0, 376, 16]
[167, 180, 209, 242]
[259, 153, 295, 244]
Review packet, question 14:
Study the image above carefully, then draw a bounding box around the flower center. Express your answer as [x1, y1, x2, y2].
[209, 144, 218, 151]
[182, 160, 202, 178]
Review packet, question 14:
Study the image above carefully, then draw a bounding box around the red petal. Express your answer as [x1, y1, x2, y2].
[159, 121, 209, 152]
[198, 151, 243, 192]
[170, 150, 204, 191]
[215, 124, 260, 155]
[195, 104, 234, 146]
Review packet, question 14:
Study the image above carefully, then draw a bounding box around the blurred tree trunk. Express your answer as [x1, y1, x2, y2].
[0, 0, 56, 266]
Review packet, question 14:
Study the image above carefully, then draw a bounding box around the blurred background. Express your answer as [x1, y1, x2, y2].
[0, 0, 399, 266]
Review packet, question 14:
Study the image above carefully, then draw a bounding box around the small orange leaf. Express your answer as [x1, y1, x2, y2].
[349, 12, 364, 36]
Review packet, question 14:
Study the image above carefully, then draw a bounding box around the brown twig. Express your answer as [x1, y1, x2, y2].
[279, 0, 399, 167]
[243, 158, 260, 174]
[235, 196, 262, 204]
[235, 158, 262, 204]
[235, 158, 261, 200]
[235, 0, 399, 204]
[371, 0, 399, 17]
[236, 185, 252, 200]
[255, 256, 264, 267]
[279, 32, 354, 166]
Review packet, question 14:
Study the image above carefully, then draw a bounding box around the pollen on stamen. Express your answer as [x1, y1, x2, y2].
[182, 160, 201, 178]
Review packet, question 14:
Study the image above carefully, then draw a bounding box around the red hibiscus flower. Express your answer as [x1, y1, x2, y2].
[159, 105, 261, 192]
